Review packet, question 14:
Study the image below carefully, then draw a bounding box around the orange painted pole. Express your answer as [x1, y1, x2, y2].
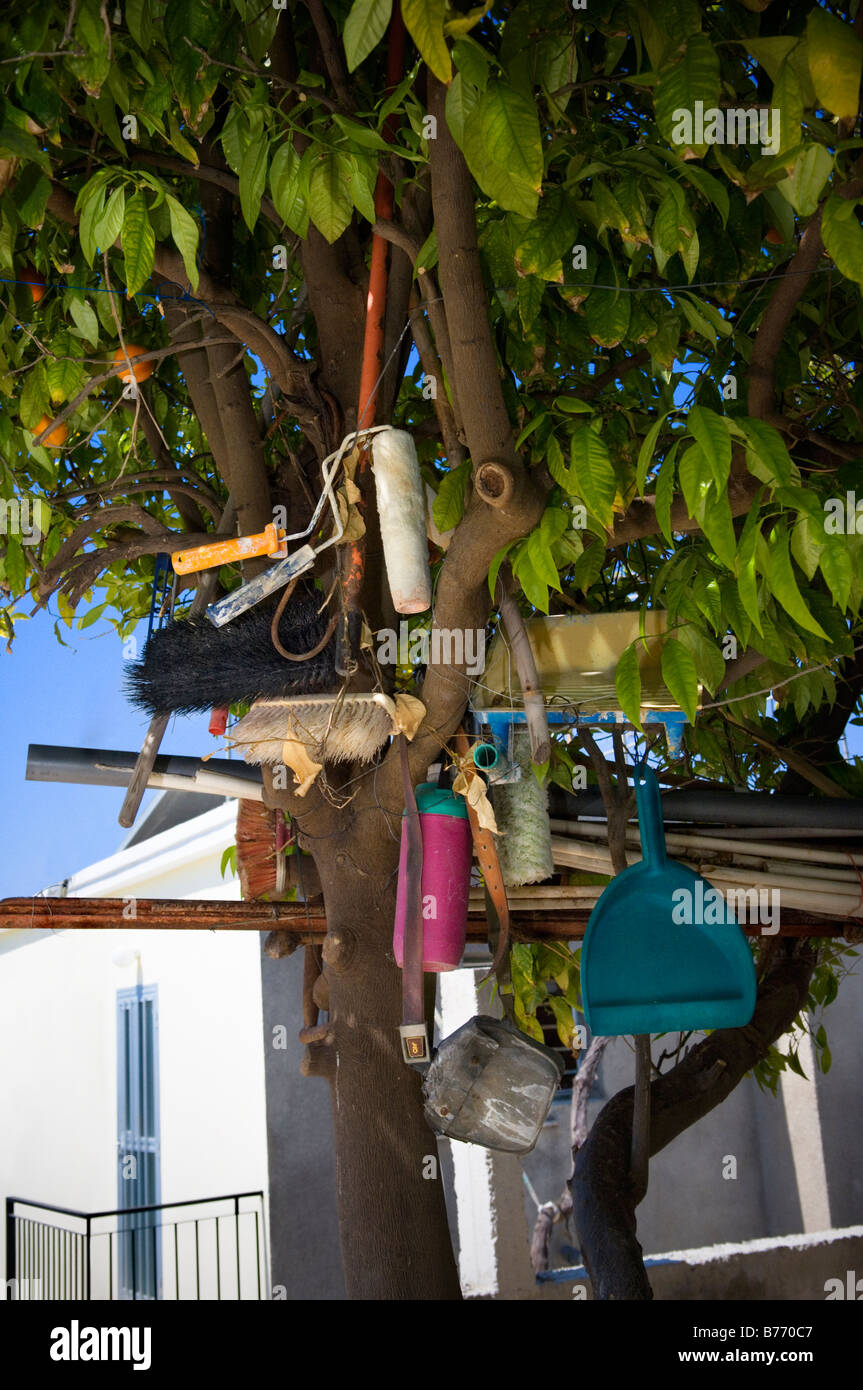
[339, 1, 406, 673]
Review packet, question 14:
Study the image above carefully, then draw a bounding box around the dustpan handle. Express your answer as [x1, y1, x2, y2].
[634, 767, 667, 868]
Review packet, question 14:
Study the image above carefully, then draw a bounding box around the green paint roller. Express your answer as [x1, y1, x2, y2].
[492, 728, 554, 887]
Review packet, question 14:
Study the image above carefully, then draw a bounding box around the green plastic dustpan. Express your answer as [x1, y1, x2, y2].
[581, 768, 756, 1036]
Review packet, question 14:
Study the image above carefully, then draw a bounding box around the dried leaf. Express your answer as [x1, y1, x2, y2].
[281, 737, 323, 796]
[393, 693, 426, 739]
[374, 692, 426, 740]
[336, 481, 366, 543]
[452, 766, 500, 834]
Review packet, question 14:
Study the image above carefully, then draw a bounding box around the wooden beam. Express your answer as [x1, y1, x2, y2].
[0, 897, 847, 941]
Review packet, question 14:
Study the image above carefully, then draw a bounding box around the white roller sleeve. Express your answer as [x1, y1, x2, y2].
[371, 428, 433, 614]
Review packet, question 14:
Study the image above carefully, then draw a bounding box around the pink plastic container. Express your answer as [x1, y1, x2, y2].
[393, 782, 472, 972]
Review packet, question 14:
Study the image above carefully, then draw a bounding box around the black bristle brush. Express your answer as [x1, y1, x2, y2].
[126, 592, 337, 716]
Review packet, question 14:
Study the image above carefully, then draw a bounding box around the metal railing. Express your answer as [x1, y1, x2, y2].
[4, 1191, 268, 1300]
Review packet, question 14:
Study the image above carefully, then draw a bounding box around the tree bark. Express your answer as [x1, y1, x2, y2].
[267, 779, 462, 1300]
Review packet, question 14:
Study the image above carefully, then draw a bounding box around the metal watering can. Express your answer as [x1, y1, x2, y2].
[422, 1014, 564, 1153]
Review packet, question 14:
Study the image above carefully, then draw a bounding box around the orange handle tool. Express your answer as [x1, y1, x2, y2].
[172, 523, 287, 575]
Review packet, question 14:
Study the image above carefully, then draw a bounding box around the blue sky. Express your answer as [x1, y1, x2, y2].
[0, 609, 217, 898]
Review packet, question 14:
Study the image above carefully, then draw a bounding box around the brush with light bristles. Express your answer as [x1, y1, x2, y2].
[228, 691, 395, 767]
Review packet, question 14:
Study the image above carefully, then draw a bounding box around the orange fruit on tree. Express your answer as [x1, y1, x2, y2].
[113, 344, 154, 384]
[21, 264, 46, 302]
[34, 414, 68, 449]
[764, 227, 783, 245]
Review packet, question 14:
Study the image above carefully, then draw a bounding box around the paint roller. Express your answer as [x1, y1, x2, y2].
[492, 728, 554, 887]
[371, 428, 432, 615]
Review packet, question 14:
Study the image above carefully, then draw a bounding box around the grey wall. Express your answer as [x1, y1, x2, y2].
[521, 961, 863, 1276]
[259, 946, 862, 1298]
[260, 945, 345, 1300]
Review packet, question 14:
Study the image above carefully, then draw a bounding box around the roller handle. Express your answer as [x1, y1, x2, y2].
[172, 523, 286, 575]
[634, 767, 667, 869]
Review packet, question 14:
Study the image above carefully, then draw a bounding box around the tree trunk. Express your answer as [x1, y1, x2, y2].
[294, 800, 463, 1300]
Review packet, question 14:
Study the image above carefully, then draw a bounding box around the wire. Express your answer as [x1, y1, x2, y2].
[1, 273, 216, 318]
[517, 267, 838, 294]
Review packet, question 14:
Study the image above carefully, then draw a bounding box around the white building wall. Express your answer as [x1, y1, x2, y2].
[0, 798, 270, 1293]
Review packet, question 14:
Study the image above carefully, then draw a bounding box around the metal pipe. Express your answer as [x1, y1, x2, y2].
[548, 785, 863, 830]
[26, 745, 263, 797]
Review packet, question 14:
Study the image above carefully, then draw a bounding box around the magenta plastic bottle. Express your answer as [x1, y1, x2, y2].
[393, 782, 472, 972]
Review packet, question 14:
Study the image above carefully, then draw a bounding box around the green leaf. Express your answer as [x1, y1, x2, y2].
[444, 2, 492, 39]
[344, 0, 393, 72]
[308, 151, 353, 243]
[571, 538, 607, 594]
[676, 624, 725, 696]
[777, 144, 834, 218]
[402, 0, 451, 82]
[488, 540, 516, 601]
[771, 57, 803, 158]
[515, 411, 547, 451]
[444, 71, 479, 148]
[14, 167, 51, 230]
[345, 153, 377, 223]
[462, 79, 543, 219]
[654, 444, 677, 546]
[737, 417, 795, 488]
[686, 406, 731, 491]
[585, 284, 631, 347]
[654, 33, 721, 154]
[78, 183, 106, 266]
[615, 641, 644, 730]
[239, 136, 269, 232]
[636, 413, 670, 498]
[569, 427, 616, 528]
[661, 638, 699, 723]
[452, 36, 491, 91]
[93, 185, 125, 254]
[677, 292, 716, 346]
[121, 191, 156, 295]
[432, 460, 471, 532]
[2, 535, 26, 594]
[166, 197, 200, 292]
[818, 536, 853, 611]
[699, 485, 737, 570]
[553, 397, 593, 415]
[790, 512, 825, 581]
[514, 187, 576, 280]
[78, 601, 108, 630]
[678, 443, 712, 525]
[546, 433, 570, 489]
[547, 995, 578, 1053]
[766, 526, 829, 639]
[744, 37, 798, 84]
[526, 534, 560, 594]
[167, 115, 200, 167]
[46, 348, 85, 406]
[269, 142, 309, 237]
[67, 297, 99, 348]
[822, 195, 863, 287]
[20, 361, 49, 428]
[735, 506, 764, 636]
[220, 844, 237, 879]
[512, 544, 549, 613]
[126, 0, 154, 51]
[807, 8, 863, 120]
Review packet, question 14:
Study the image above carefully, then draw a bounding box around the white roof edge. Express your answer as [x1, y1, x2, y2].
[66, 800, 239, 897]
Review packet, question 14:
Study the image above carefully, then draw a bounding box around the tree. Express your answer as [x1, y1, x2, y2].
[1, 0, 862, 1300]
